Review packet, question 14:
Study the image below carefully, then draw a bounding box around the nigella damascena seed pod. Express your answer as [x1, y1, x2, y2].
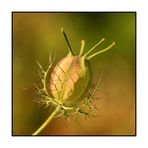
[32, 28, 115, 135]
[50, 55, 90, 107]
[49, 28, 115, 107]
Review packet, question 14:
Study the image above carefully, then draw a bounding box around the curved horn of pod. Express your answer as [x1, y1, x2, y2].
[32, 28, 115, 135]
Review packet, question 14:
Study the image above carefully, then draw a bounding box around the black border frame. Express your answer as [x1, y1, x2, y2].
[12, 11, 136, 136]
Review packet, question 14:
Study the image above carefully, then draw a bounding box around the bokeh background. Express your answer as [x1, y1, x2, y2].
[13, 12, 135, 135]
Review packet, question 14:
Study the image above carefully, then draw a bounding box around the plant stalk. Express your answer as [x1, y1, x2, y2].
[32, 105, 61, 136]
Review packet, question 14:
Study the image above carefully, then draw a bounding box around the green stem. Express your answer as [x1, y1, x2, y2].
[32, 105, 61, 136]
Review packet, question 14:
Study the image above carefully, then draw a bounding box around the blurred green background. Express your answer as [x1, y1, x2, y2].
[13, 12, 135, 135]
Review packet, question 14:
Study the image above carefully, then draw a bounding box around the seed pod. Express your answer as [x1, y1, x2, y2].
[49, 28, 115, 107]
[50, 55, 90, 107]
[33, 28, 115, 135]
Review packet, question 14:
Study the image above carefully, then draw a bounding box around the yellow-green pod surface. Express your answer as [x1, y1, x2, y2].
[50, 55, 90, 107]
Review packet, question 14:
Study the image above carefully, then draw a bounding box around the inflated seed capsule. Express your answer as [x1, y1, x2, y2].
[32, 28, 115, 136]
[50, 55, 90, 107]
[49, 28, 115, 107]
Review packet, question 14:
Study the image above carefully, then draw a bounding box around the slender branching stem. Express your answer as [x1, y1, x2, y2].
[36, 57, 55, 96]
[32, 105, 61, 136]
[42, 63, 51, 95]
